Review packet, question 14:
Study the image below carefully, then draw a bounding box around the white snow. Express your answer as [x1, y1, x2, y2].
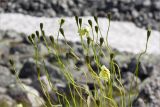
[0, 13, 160, 54]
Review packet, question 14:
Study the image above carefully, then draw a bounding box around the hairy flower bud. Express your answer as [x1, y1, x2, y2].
[95, 26, 98, 34]
[60, 28, 65, 37]
[75, 16, 79, 26]
[87, 37, 91, 46]
[9, 59, 14, 66]
[100, 37, 104, 46]
[60, 18, 65, 27]
[79, 18, 82, 28]
[147, 27, 151, 41]
[94, 16, 98, 24]
[85, 55, 90, 64]
[49, 35, 54, 44]
[35, 31, 40, 39]
[40, 23, 43, 30]
[110, 53, 115, 60]
[88, 20, 92, 27]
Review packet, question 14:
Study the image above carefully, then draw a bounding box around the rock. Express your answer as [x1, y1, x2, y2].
[127, 58, 152, 80]
[0, 94, 16, 107]
[133, 76, 160, 107]
[152, 0, 160, 10]
[10, 43, 34, 55]
[19, 59, 64, 80]
[122, 72, 141, 91]
[0, 87, 7, 94]
[0, 65, 16, 87]
[7, 83, 45, 107]
[3, 30, 24, 42]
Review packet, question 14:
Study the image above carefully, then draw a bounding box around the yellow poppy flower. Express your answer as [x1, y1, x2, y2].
[78, 27, 90, 36]
[99, 65, 110, 82]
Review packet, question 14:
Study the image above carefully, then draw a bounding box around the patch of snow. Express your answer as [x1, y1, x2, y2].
[0, 13, 160, 54]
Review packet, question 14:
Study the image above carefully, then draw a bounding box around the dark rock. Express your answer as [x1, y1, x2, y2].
[19, 59, 64, 80]
[127, 58, 152, 80]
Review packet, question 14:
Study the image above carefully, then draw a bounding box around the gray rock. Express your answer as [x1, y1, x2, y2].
[122, 72, 141, 91]
[133, 76, 160, 107]
[10, 43, 34, 55]
[7, 83, 45, 107]
[152, 0, 160, 10]
[0, 94, 16, 107]
[0, 87, 7, 94]
[0, 65, 16, 87]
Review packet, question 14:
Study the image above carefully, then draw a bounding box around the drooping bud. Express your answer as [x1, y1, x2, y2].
[108, 13, 111, 21]
[100, 37, 104, 46]
[49, 35, 54, 44]
[42, 30, 45, 36]
[75, 16, 79, 26]
[31, 33, 35, 40]
[110, 52, 115, 60]
[95, 26, 98, 34]
[9, 59, 14, 66]
[28, 35, 34, 44]
[59, 28, 65, 37]
[40, 23, 43, 30]
[87, 36, 91, 46]
[35, 31, 40, 39]
[94, 16, 98, 24]
[60, 18, 65, 27]
[79, 18, 82, 28]
[88, 20, 92, 27]
[147, 27, 151, 41]
[85, 55, 90, 64]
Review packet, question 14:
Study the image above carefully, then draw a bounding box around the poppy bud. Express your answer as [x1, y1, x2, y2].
[31, 33, 35, 40]
[108, 13, 111, 21]
[75, 16, 79, 26]
[87, 37, 91, 46]
[35, 31, 40, 39]
[42, 30, 45, 36]
[49, 35, 54, 44]
[100, 37, 104, 46]
[60, 18, 65, 27]
[79, 18, 82, 28]
[94, 16, 98, 24]
[147, 27, 151, 41]
[85, 55, 90, 64]
[95, 26, 98, 34]
[88, 20, 92, 27]
[28, 35, 34, 44]
[40, 23, 43, 30]
[9, 59, 14, 66]
[60, 28, 65, 37]
[110, 53, 115, 60]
